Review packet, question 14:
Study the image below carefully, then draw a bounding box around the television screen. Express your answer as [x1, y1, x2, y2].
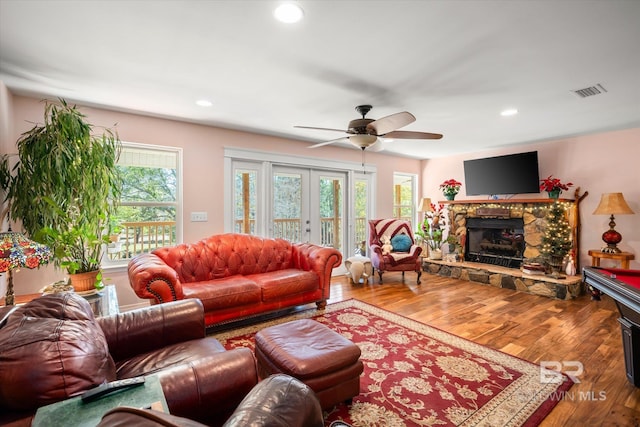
[463, 151, 540, 196]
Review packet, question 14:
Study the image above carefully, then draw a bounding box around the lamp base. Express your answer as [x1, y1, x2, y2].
[4, 269, 14, 306]
[601, 245, 622, 254]
[601, 214, 623, 254]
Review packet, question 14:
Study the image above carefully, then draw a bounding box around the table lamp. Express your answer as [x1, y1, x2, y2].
[0, 228, 52, 305]
[418, 197, 433, 217]
[592, 193, 635, 253]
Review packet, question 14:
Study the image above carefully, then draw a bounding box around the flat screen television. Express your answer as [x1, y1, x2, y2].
[463, 151, 540, 196]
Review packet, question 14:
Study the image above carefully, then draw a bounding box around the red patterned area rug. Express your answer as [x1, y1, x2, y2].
[211, 299, 573, 426]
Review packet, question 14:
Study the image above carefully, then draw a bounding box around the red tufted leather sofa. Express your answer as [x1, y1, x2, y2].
[128, 233, 342, 327]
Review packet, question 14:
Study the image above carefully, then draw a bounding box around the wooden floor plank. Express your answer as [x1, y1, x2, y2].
[328, 271, 640, 426]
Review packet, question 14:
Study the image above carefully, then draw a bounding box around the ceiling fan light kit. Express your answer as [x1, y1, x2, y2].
[296, 105, 443, 152]
[350, 134, 378, 149]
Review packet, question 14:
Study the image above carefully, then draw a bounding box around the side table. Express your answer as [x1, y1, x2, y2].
[32, 374, 167, 427]
[588, 250, 635, 269]
[587, 250, 635, 300]
[1, 285, 119, 317]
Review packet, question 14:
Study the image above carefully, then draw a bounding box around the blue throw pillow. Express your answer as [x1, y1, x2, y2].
[390, 234, 412, 252]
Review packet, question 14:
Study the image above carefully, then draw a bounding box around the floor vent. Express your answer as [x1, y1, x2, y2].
[573, 83, 607, 98]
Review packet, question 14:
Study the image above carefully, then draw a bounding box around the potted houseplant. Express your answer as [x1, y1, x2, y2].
[5, 99, 122, 292]
[440, 179, 462, 201]
[539, 175, 573, 199]
[427, 229, 443, 259]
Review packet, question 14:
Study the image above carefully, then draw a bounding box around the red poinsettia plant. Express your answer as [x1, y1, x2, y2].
[539, 175, 573, 192]
[439, 179, 462, 196]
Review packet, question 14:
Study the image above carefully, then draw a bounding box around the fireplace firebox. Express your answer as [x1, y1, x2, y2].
[465, 218, 525, 268]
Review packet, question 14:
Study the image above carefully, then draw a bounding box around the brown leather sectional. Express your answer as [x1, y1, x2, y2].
[0, 293, 323, 426]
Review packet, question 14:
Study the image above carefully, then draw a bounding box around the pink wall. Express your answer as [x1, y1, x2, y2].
[2, 91, 638, 308]
[2, 93, 421, 307]
[421, 128, 640, 270]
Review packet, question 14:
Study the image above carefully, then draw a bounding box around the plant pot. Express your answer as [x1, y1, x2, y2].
[69, 270, 100, 293]
[444, 192, 457, 201]
[429, 249, 443, 260]
[547, 189, 561, 199]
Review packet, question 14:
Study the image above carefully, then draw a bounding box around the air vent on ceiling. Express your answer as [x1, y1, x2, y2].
[573, 83, 607, 98]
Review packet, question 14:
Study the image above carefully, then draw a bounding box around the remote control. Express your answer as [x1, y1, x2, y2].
[81, 377, 145, 403]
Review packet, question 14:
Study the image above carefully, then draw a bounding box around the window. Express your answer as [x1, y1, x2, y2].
[234, 168, 258, 234]
[104, 143, 181, 265]
[393, 173, 416, 223]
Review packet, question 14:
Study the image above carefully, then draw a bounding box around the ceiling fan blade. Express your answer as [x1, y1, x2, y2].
[295, 125, 348, 133]
[383, 130, 443, 140]
[308, 137, 350, 148]
[367, 111, 415, 135]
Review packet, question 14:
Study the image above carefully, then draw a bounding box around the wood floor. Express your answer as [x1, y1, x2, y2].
[326, 271, 640, 427]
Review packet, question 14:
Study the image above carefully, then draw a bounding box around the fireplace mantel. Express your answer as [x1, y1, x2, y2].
[439, 198, 575, 205]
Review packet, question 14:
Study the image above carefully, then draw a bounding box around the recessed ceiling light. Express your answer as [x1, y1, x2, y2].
[196, 99, 213, 107]
[274, 3, 304, 23]
[500, 108, 518, 117]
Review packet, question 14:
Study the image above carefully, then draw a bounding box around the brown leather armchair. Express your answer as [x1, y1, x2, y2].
[0, 293, 320, 427]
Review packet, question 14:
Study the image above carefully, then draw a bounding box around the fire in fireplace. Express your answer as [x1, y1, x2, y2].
[465, 218, 525, 268]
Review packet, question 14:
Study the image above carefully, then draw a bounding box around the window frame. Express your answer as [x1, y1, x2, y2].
[102, 142, 183, 270]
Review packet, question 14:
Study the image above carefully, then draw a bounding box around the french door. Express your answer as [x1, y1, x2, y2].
[272, 166, 345, 254]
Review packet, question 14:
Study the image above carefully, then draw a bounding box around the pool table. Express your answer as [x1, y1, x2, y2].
[583, 266, 640, 387]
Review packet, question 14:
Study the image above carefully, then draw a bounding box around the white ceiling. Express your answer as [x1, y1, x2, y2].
[1, 0, 639, 159]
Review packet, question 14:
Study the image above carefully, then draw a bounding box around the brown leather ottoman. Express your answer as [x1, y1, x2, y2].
[254, 319, 363, 410]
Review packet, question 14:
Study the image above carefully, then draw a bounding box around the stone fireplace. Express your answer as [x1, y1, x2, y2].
[422, 198, 584, 300]
[446, 200, 578, 267]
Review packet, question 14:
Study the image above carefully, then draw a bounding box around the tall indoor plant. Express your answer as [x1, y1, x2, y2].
[6, 99, 122, 291]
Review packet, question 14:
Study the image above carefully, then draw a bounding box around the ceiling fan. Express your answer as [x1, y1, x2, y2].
[295, 105, 443, 151]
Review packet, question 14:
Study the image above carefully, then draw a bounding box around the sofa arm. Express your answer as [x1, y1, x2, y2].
[157, 348, 259, 426]
[292, 243, 342, 300]
[128, 252, 183, 304]
[223, 374, 323, 427]
[97, 299, 205, 362]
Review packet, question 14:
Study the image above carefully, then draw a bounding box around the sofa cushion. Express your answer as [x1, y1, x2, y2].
[114, 337, 227, 379]
[183, 276, 261, 310]
[252, 269, 319, 301]
[0, 293, 116, 411]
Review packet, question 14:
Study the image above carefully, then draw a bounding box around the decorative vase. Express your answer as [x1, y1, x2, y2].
[547, 189, 561, 199]
[444, 192, 457, 201]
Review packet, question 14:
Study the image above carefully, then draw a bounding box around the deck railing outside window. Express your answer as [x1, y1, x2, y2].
[108, 221, 176, 260]
[111, 217, 369, 260]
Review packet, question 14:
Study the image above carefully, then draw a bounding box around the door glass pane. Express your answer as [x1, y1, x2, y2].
[354, 179, 368, 252]
[319, 177, 342, 250]
[273, 172, 302, 242]
[234, 169, 257, 234]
